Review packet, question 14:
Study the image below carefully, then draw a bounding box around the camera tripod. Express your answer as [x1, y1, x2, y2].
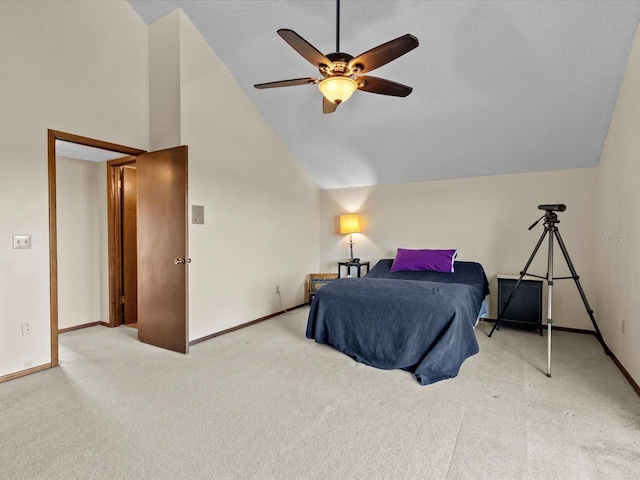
[488, 205, 609, 377]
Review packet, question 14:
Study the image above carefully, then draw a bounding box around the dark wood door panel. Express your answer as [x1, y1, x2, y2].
[122, 166, 138, 324]
[136, 146, 189, 354]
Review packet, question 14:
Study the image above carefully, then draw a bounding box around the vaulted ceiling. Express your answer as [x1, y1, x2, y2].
[128, 1, 640, 189]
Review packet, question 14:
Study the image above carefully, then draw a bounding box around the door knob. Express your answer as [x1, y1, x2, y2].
[174, 258, 185, 265]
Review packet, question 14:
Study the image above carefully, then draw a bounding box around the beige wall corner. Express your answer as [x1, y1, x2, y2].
[595, 21, 640, 385]
[149, 9, 182, 150]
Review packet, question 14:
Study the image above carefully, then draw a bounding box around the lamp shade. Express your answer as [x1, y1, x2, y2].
[340, 214, 361, 234]
[318, 77, 358, 104]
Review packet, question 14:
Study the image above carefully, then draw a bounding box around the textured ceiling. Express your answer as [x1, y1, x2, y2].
[128, 1, 640, 189]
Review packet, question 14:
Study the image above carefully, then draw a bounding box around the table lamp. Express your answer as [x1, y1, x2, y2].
[339, 213, 361, 262]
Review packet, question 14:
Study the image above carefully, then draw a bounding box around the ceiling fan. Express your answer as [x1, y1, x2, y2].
[254, 0, 419, 114]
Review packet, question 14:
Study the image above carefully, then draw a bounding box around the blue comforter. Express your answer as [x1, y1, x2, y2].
[306, 260, 489, 385]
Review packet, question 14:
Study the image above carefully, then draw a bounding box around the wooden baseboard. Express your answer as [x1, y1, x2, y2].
[58, 322, 101, 334]
[548, 325, 596, 335]
[0, 363, 51, 384]
[609, 350, 640, 397]
[482, 319, 595, 335]
[189, 303, 307, 346]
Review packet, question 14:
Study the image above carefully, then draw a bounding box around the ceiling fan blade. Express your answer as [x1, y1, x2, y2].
[323, 97, 338, 114]
[349, 34, 419, 74]
[356, 75, 413, 97]
[254, 77, 318, 89]
[278, 29, 334, 68]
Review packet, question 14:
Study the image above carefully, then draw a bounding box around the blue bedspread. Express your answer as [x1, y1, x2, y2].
[306, 260, 489, 385]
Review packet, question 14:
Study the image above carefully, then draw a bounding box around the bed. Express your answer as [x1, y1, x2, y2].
[306, 259, 489, 385]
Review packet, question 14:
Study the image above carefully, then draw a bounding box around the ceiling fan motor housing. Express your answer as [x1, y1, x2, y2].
[321, 52, 360, 78]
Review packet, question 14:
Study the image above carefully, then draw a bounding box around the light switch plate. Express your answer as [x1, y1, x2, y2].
[13, 235, 31, 249]
[192, 205, 204, 225]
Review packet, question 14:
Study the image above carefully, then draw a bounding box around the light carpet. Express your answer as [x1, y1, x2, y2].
[1, 307, 639, 479]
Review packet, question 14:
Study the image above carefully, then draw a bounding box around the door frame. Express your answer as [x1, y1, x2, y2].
[47, 129, 145, 366]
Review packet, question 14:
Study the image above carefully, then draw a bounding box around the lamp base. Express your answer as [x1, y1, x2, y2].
[348, 235, 355, 263]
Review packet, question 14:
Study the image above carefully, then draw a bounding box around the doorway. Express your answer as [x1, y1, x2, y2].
[106, 158, 139, 328]
[121, 165, 138, 326]
[48, 130, 190, 367]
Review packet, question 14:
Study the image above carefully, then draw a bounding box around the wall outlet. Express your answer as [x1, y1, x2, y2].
[24, 360, 33, 368]
[22, 322, 31, 336]
[276, 285, 280, 294]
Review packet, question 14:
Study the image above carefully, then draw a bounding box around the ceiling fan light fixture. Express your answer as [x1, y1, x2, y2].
[318, 76, 358, 105]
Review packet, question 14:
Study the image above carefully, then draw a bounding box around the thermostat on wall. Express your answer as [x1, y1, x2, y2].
[192, 205, 204, 225]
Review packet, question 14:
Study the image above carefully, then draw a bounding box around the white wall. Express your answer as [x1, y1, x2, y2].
[595, 22, 640, 384]
[56, 157, 105, 330]
[176, 12, 320, 340]
[0, 0, 149, 377]
[319, 168, 598, 330]
[149, 11, 181, 150]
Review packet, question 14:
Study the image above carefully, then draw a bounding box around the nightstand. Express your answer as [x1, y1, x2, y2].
[338, 261, 370, 278]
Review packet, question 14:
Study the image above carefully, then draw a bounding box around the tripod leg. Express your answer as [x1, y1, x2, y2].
[489, 228, 548, 337]
[546, 229, 554, 377]
[553, 230, 610, 355]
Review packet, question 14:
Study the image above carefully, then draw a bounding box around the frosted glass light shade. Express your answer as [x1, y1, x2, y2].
[318, 77, 358, 104]
[340, 214, 361, 234]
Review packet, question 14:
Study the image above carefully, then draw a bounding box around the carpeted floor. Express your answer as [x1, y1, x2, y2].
[1, 307, 639, 479]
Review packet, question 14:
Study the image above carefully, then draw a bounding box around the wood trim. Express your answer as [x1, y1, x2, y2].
[107, 155, 137, 167]
[609, 351, 640, 397]
[548, 325, 596, 335]
[482, 319, 596, 335]
[58, 322, 101, 334]
[100, 321, 111, 328]
[50, 130, 145, 157]
[48, 129, 146, 374]
[188, 304, 308, 346]
[184, 148, 190, 353]
[0, 363, 51, 384]
[48, 130, 59, 367]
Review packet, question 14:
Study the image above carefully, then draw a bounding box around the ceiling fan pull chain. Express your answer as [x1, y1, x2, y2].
[336, 0, 340, 53]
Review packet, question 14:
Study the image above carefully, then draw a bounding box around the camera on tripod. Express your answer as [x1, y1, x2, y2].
[489, 202, 609, 377]
[529, 204, 567, 230]
[538, 204, 566, 212]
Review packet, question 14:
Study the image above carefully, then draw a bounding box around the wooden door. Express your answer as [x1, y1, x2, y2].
[122, 166, 138, 324]
[136, 146, 189, 353]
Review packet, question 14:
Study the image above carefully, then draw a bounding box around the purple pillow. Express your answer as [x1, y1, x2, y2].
[390, 248, 458, 273]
